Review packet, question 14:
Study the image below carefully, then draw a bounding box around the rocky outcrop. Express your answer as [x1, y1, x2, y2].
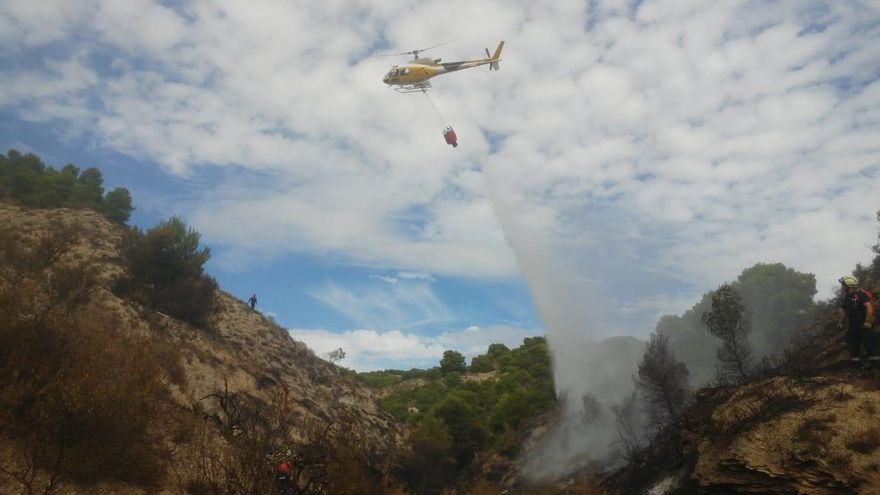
[689, 373, 880, 494]
[0, 203, 406, 492]
[599, 313, 880, 495]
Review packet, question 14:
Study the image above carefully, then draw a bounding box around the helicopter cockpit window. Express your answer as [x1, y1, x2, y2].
[389, 69, 399, 77]
[401, 68, 409, 75]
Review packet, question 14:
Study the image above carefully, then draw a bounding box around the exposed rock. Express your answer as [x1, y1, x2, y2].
[0, 204, 406, 492]
[603, 317, 880, 494]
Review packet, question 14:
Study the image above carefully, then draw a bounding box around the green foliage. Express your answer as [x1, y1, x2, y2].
[469, 354, 495, 372]
[0, 149, 135, 223]
[102, 187, 134, 223]
[655, 313, 719, 386]
[470, 343, 512, 372]
[115, 217, 217, 328]
[432, 391, 491, 465]
[490, 388, 551, 433]
[357, 370, 404, 389]
[397, 414, 455, 494]
[736, 263, 816, 352]
[443, 371, 462, 387]
[381, 381, 447, 420]
[379, 336, 556, 485]
[503, 337, 552, 378]
[634, 333, 690, 431]
[424, 367, 442, 381]
[71, 167, 104, 206]
[703, 284, 753, 382]
[657, 262, 817, 387]
[440, 350, 467, 374]
[401, 368, 430, 380]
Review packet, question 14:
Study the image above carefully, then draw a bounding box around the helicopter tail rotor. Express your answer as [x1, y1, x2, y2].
[487, 41, 504, 71]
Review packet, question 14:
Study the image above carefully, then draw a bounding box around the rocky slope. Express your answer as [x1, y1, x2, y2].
[605, 311, 880, 495]
[0, 203, 405, 493]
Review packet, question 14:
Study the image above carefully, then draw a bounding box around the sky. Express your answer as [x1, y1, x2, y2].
[2, 0, 879, 372]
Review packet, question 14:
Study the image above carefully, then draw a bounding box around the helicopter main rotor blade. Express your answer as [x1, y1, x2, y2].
[370, 39, 457, 58]
[370, 50, 415, 58]
[410, 39, 457, 54]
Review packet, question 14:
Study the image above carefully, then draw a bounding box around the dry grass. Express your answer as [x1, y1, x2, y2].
[0, 229, 172, 492]
[827, 451, 853, 470]
[795, 414, 836, 445]
[845, 427, 880, 455]
[464, 479, 504, 494]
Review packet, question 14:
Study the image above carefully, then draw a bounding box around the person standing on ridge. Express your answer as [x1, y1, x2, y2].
[248, 293, 258, 310]
[837, 275, 876, 370]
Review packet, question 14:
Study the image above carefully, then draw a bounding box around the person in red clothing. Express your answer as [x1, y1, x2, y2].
[273, 460, 294, 494]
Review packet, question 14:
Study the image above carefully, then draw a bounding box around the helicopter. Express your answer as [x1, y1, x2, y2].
[380, 41, 504, 93]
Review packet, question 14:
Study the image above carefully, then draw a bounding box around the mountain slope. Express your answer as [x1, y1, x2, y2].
[0, 203, 405, 493]
[605, 307, 880, 494]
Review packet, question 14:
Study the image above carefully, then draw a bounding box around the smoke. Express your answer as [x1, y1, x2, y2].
[483, 164, 648, 478]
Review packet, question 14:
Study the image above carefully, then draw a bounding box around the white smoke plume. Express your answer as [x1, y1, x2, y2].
[484, 163, 648, 478]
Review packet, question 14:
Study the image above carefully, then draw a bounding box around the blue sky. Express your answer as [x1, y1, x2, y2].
[2, 0, 879, 371]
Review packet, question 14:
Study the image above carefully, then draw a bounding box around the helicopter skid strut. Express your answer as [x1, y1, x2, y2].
[394, 81, 432, 93]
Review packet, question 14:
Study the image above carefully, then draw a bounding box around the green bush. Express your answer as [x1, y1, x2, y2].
[397, 414, 455, 494]
[440, 350, 467, 374]
[358, 371, 404, 388]
[116, 217, 217, 328]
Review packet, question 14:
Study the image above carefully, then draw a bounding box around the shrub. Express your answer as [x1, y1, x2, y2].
[634, 333, 691, 432]
[396, 414, 455, 494]
[0, 227, 170, 492]
[794, 415, 835, 458]
[702, 284, 754, 383]
[102, 187, 134, 223]
[116, 217, 217, 328]
[440, 350, 467, 374]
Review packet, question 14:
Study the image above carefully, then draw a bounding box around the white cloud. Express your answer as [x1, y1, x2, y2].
[308, 279, 452, 329]
[0, 0, 91, 47]
[94, 0, 187, 53]
[2, 0, 879, 310]
[290, 324, 540, 371]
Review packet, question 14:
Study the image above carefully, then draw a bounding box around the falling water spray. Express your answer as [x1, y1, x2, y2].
[483, 163, 647, 478]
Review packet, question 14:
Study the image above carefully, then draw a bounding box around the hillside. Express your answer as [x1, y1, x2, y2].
[4, 195, 880, 495]
[0, 203, 405, 494]
[603, 280, 880, 492]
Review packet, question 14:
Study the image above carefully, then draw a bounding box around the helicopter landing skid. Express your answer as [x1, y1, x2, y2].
[395, 82, 432, 93]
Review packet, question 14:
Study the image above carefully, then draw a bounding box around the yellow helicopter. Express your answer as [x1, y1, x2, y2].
[380, 41, 504, 93]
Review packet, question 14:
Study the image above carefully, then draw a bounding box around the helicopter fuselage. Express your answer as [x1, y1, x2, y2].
[382, 41, 503, 91]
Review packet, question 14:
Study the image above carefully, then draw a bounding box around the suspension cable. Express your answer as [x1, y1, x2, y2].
[423, 90, 447, 127]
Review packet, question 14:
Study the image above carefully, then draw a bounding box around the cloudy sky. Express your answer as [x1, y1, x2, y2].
[2, 0, 878, 371]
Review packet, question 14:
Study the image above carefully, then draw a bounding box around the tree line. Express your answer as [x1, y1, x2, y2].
[0, 149, 133, 223]
[625, 213, 880, 468]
